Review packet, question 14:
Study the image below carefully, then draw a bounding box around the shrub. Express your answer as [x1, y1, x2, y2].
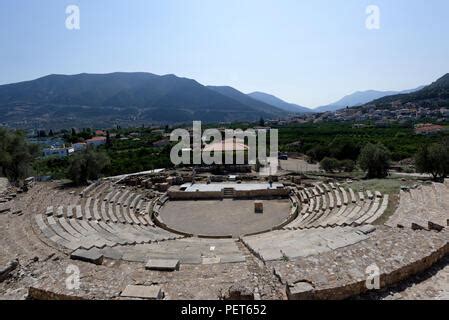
[320, 157, 340, 173]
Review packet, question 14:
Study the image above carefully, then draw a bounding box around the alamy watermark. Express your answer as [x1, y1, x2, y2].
[66, 5, 80, 30]
[65, 264, 80, 290]
[170, 121, 279, 176]
[366, 5, 381, 30]
[365, 263, 380, 290]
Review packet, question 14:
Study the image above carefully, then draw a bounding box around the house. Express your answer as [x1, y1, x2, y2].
[440, 108, 449, 117]
[72, 142, 87, 152]
[86, 136, 107, 147]
[43, 146, 74, 158]
[95, 130, 106, 136]
[414, 123, 446, 135]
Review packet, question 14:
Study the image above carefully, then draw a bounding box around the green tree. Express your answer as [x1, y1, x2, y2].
[358, 143, 391, 178]
[306, 145, 329, 163]
[106, 131, 112, 149]
[0, 128, 39, 182]
[415, 141, 449, 181]
[67, 148, 110, 185]
[339, 159, 355, 172]
[328, 138, 361, 161]
[320, 157, 340, 173]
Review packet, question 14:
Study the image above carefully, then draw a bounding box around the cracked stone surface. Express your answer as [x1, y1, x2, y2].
[270, 227, 449, 299]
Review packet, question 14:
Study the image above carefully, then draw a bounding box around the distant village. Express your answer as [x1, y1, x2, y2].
[22, 103, 449, 160]
[37, 130, 108, 158]
[266, 105, 449, 133]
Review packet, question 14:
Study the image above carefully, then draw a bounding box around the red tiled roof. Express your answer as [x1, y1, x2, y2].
[86, 136, 107, 142]
[415, 124, 445, 133]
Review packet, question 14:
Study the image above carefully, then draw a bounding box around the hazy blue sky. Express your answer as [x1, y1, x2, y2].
[1, 0, 448, 107]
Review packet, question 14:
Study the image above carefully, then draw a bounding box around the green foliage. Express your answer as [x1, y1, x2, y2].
[415, 140, 449, 180]
[33, 156, 69, 179]
[41, 129, 173, 179]
[320, 157, 340, 172]
[339, 159, 355, 172]
[0, 128, 39, 182]
[357, 143, 391, 179]
[101, 136, 174, 176]
[320, 157, 355, 173]
[306, 145, 331, 163]
[67, 148, 110, 185]
[62, 128, 93, 144]
[278, 122, 447, 162]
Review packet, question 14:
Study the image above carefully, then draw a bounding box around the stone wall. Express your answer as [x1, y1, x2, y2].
[168, 191, 223, 200]
[168, 188, 289, 200]
[234, 189, 289, 199]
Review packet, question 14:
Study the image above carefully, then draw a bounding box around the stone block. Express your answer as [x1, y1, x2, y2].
[0, 259, 19, 282]
[70, 249, 104, 265]
[288, 281, 315, 299]
[45, 206, 54, 216]
[291, 176, 302, 185]
[156, 183, 169, 192]
[202, 257, 221, 264]
[121, 285, 163, 300]
[145, 258, 180, 271]
[254, 200, 263, 213]
[357, 225, 377, 235]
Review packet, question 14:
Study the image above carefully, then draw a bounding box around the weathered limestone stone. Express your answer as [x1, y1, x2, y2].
[292, 176, 302, 185]
[428, 221, 444, 232]
[357, 225, 376, 235]
[56, 206, 64, 218]
[156, 183, 169, 192]
[45, 206, 54, 216]
[223, 283, 254, 300]
[100, 247, 124, 260]
[0, 259, 19, 282]
[28, 287, 84, 300]
[70, 249, 104, 265]
[145, 259, 180, 271]
[288, 281, 315, 299]
[0, 207, 11, 214]
[254, 200, 263, 214]
[121, 285, 163, 300]
[202, 257, 221, 264]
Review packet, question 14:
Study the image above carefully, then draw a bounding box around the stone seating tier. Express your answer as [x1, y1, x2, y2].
[284, 184, 387, 229]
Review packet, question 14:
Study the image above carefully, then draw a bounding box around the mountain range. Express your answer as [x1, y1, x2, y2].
[0, 71, 446, 129]
[0, 72, 291, 128]
[247, 91, 311, 113]
[314, 86, 425, 112]
[369, 73, 449, 106]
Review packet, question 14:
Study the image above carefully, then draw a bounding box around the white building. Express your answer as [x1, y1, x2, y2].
[72, 142, 87, 152]
[43, 146, 74, 158]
